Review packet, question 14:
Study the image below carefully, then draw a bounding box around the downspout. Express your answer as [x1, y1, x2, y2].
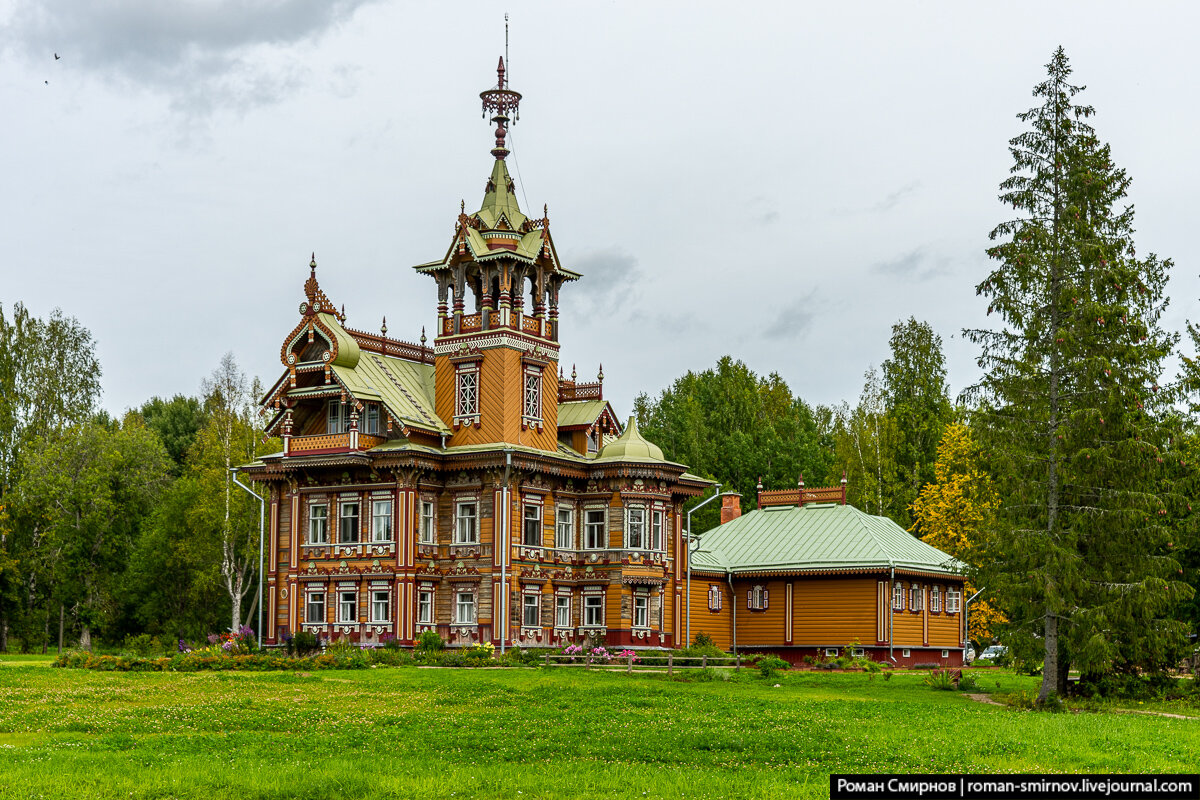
[965, 585, 985, 658]
[230, 469, 265, 649]
[499, 449, 512, 655]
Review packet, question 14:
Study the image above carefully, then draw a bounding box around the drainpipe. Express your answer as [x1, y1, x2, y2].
[685, 483, 723, 647]
[230, 469, 265, 649]
[727, 572, 737, 656]
[965, 585, 985, 658]
[499, 449, 512, 654]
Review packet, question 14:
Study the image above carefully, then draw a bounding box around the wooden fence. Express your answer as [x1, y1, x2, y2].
[539, 651, 744, 675]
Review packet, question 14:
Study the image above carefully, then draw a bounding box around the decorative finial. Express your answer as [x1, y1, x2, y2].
[461, 199, 465, 214]
[381, 316, 388, 336]
[310, 252, 317, 273]
[543, 203, 548, 218]
[757, 476, 763, 491]
[571, 364, 577, 381]
[799, 473, 805, 488]
[479, 54, 522, 160]
[340, 303, 345, 322]
[559, 366, 563, 379]
[841, 470, 847, 485]
[420, 326, 427, 346]
[598, 364, 604, 382]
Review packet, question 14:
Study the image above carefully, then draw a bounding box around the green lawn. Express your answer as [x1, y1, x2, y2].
[0, 663, 1196, 799]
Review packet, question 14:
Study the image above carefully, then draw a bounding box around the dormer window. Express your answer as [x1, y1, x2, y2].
[361, 403, 379, 435]
[587, 430, 599, 454]
[455, 365, 479, 423]
[326, 400, 349, 434]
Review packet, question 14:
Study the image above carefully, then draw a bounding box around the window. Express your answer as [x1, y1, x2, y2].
[946, 589, 962, 614]
[650, 509, 664, 551]
[748, 585, 768, 611]
[362, 403, 379, 435]
[583, 595, 604, 627]
[417, 590, 433, 624]
[892, 582, 905, 611]
[910, 584, 924, 612]
[306, 591, 326, 624]
[523, 594, 540, 627]
[633, 596, 648, 628]
[825, 648, 839, 657]
[419, 501, 435, 544]
[455, 366, 479, 419]
[555, 507, 574, 549]
[455, 502, 478, 544]
[339, 502, 360, 544]
[338, 590, 357, 623]
[851, 647, 866, 658]
[626, 507, 645, 549]
[326, 400, 348, 433]
[584, 509, 606, 549]
[372, 590, 390, 623]
[455, 591, 476, 624]
[902, 648, 911, 658]
[555, 595, 571, 628]
[371, 500, 393, 543]
[930, 585, 941, 613]
[523, 369, 542, 421]
[308, 504, 328, 544]
[523, 504, 542, 547]
[707, 584, 723, 611]
[941, 650, 950, 658]
[587, 430, 599, 454]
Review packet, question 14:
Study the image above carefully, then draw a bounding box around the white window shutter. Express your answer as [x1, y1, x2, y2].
[763, 588, 769, 609]
[747, 590, 752, 609]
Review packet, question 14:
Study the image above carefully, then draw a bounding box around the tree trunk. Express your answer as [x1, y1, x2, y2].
[80, 624, 92, 652]
[1038, 612, 1058, 704]
[1, 615, 7, 653]
[57, 604, 64, 655]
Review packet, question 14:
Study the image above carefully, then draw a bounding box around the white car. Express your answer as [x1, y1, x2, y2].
[978, 645, 1007, 662]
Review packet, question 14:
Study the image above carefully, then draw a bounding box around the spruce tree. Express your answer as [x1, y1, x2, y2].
[966, 47, 1190, 703]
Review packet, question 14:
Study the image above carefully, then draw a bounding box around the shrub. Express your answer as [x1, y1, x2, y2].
[692, 632, 716, 649]
[924, 669, 959, 691]
[416, 630, 445, 653]
[758, 656, 789, 678]
[381, 635, 403, 651]
[122, 633, 164, 658]
[286, 631, 322, 658]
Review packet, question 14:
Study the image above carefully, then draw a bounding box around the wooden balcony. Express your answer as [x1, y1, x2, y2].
[288, 432, 386, 455]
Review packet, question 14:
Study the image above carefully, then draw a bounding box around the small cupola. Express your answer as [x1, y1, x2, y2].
[597, 416, 665, 462]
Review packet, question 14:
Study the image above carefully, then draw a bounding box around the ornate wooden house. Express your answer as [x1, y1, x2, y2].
[241, 59, 709, 650]
[688, 482, 969, 667]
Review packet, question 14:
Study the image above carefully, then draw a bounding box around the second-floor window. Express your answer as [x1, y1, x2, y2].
[651, 510, 664, 551]
[626, 507, 645, 549]
[584, 509, 606, 549]
[419, 501, 436, 544]
[455, 502, 478, 544]
[523, 369, 542, 421]
[523, 504, 541, 547]
[339, 502, 359, 544]
[326, 400, 349, 434]
[555, 507, 574, 549]
[371, 500, 392, 543]
[308, 504, 328, 544]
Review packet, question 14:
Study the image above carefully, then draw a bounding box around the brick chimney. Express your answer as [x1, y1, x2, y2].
[720, 493, 743, 525]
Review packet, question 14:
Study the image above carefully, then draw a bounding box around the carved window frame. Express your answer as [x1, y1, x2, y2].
[337, 588, 358, 624]
[583, 507, 607, 550]
[625, 505, 646, 550]
[418, 499, 436, 544]
[308, 503, 329, 545]
[555, 505, 575, 550]
[453, 360, 481, 427]
[455, 500, 479, 545]
[370, 589, 391, 623]
[338, 500, 360, 545]
[707, 584, 723, 612]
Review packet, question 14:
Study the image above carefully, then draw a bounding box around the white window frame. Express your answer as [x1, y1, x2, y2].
[931, 585, 941, 613]
[417, 589, 433, 624]
[825, 648, 839, 658]
[371, 500, 393, 543]
[455, 591, 476, 625]
[555, 507, 574, 550]
[522, 367, 542, 422]
[555, 595, 571, 628]
[522, 592, 540, 628]
[946, 589, 962, 614]
[892, 582, 905, 611]
[308, 503, 328, 545]
[522, 503, 542, 547]
[707, 584, 723, 611]
[902, 648, 911, 658]
[583, 595, 604, 627]
[910, 583, 924, 612]
[338, 501, 360, 545]
[306, 591, 326, 624]
[371, 590, 390, 623]
[338, 589, 357, 623]
[584, 508, 606, 550]
[455, 501, 478, 544]
[851, 647, 866, 658]
[326, 400, 348, 434]
[419, 500, 436, 544]
[455, 365, 479, 421]
[650, 509, 664, 551]
[633, 595, 649, 629]
[942, 649, 950, 658]
[748, 585, 768, 611]
[362, 403, 379, 435]
[626, 506, 645, 549]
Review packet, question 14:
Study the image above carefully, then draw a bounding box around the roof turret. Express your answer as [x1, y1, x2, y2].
[596, 415, 666, 462]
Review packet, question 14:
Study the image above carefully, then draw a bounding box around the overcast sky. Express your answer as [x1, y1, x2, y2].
[2, 1, 1198, 422]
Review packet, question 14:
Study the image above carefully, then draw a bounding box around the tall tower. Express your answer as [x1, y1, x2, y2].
[414, 57, 580, 451]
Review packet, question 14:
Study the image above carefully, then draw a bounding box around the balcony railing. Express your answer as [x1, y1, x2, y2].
[288, 432, 386, 454]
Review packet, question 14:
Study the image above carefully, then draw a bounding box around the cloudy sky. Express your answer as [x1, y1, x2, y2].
[2, 1, 1198, 421]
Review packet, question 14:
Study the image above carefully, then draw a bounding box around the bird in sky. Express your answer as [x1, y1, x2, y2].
[54, 53, 60, 60]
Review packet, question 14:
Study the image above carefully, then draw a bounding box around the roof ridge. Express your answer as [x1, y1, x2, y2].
[840, 504, 895, 566]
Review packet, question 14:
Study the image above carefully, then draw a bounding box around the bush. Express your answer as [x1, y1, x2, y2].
[416, 630, 445, 653]
[692, 632, 716, 649]
[122, 634, 164, 658]
[286, 631, 322, 658]
[381, 635, 403, 651]
[924, 669, 959, 691]
[758, 656, 789, 678]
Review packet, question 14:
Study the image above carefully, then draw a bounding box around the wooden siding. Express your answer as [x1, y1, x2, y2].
[688, 576, 732, 650]
[435, 350, 560, 451]
[790, 577, 878, 646]
[733, 579, 788, 645]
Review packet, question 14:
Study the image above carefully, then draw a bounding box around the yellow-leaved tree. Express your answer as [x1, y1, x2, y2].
[910, 422, 1005, 643]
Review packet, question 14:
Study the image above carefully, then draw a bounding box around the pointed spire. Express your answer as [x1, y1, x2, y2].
[420, 326, 427, 346]
[571, 364, 577, 382]
[480, 54, 522, 160]
[381, 316, 388, 337]
[597, 364, 604, 382]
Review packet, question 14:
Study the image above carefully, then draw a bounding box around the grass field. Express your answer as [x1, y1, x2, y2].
[0, 657, 1197, 799]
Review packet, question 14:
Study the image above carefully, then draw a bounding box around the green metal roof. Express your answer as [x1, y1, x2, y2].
[329, 351, 448, 435]
[475, 159, 528, 231]
[691, 503, 962, 576]
[593, 416, 680, 466]
[557, 399, 610, 429]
